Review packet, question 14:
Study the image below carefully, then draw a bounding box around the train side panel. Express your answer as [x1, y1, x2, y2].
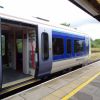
[51, 30, 90, 73]
[52, 56, 89, 73]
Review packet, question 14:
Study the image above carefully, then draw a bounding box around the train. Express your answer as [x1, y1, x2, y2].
[0, 13, 90, 89]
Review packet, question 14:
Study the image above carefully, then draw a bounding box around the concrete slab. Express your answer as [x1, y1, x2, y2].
[70, 75, 100, 100]
[5, 95, 24, 100]
[19, 86, 54, 100]
[79, 85, 98, 95]
[93, 96, 100, 100]
[51, 89, 67, 98]
[42, 94, 59, 100]
[70, 91, 93, 100]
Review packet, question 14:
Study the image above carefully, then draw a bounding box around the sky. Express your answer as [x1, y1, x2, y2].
[0, 0, 100, 40]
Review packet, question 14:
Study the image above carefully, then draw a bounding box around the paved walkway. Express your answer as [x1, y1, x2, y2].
[70, 75, 100, 100]
[3, 61, 100, 100]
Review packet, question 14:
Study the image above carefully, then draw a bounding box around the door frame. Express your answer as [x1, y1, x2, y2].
[0, 18, 2, 89]
[23, 32, 29, 74]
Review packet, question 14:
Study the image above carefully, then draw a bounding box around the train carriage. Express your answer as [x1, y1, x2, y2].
[0, 13, 90, 89]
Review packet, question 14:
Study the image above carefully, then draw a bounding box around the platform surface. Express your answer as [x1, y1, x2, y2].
[3, 61, 100, 100]
[70, 75, 100, 100]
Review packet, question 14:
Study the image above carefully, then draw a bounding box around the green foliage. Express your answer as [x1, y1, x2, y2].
[91, 39, 100, 48]
[61, 22, 70, 27]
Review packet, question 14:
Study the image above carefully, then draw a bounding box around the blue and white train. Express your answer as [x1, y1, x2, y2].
[0, 13, 90, 88]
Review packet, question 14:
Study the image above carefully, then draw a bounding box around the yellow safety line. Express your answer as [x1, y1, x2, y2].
[62, 72, 100, 100]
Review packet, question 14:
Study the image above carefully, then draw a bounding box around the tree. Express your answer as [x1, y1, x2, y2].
[91, 39, 100, 48]
[61, 22, 70, 27]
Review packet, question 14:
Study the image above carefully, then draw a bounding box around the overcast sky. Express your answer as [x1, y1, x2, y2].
[0, 0, 100, 39]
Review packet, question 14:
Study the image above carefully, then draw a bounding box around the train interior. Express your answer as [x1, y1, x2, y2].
[1, 20, 37, 87]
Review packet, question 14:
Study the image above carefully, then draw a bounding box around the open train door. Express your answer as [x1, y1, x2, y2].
[37, 25, 52, 78]
[0, 19, 2, 89]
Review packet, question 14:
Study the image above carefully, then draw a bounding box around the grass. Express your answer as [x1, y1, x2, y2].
[90, 52, 100, 62]
[90, 48, 100, 62]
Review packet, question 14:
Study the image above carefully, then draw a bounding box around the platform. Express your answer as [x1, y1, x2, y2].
[70, 75, 100, 100]
[3, 61, 100, 100]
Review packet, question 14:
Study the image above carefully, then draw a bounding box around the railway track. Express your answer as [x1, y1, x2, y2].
[0, 59, 100, 99]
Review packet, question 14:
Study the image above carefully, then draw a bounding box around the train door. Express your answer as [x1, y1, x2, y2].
[37, 26, 52, 77]
[0, 18, 37, 87]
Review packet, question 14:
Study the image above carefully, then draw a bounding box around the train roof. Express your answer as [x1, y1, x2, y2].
[0, 12, 89, 37]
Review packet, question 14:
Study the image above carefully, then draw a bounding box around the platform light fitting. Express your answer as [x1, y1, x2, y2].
[0, 6, 4, 8]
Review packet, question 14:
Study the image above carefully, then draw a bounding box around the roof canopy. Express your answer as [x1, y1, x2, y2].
[69, 0, 100, 21]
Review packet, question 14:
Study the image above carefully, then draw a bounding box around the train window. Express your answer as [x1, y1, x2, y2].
[74, 40, 84, 53]
[52, 38, 64, 55]
[66, 39, 72, 54]
[41, 32, 49, 60]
